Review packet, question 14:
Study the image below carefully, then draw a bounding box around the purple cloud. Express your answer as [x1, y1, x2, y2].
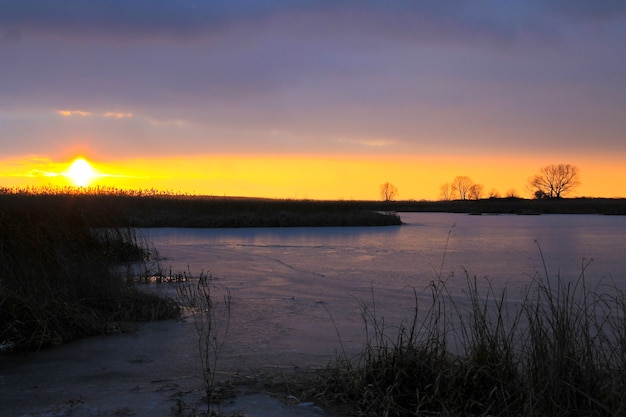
[1, 1, 625, 158]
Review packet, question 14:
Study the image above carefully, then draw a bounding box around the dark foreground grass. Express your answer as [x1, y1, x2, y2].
[0, 204, 180, 353]
[311, 261, 626, 416]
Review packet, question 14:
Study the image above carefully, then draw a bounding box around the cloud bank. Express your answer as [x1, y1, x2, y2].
[1, 0, 625, 159]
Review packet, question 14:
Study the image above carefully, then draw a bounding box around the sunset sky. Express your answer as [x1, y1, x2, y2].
[1, 1, 625, 200]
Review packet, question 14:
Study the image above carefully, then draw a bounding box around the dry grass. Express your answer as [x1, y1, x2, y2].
[312, 250, 626, 416]
[0, 201, 180, 353]
[177, 273, 232, 415]
[0, 189, 403, 228]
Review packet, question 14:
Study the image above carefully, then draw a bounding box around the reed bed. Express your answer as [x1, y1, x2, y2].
[0, 191, 403, 228]
[313, 257, 626, 416]
[0, 203, 179, 353]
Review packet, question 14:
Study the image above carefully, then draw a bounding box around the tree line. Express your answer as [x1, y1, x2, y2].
[380, 163, 581, 201]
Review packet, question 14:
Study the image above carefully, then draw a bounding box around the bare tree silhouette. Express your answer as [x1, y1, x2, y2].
[379, 182, 398, 202]
[528, 164, 580, 199]
[452, 176, 473, 200]
[468, 183, 484, 200]
[440, 183, 453, 201]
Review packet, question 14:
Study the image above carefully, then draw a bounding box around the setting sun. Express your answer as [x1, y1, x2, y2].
[1, 2, 625, 200]
[64, 158, 98, 187]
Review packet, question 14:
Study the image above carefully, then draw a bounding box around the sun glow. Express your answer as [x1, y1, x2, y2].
[64, 158, 98, 187]
[1, 153, 624, 199]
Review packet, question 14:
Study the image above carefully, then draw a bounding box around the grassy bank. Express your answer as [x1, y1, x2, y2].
[0, 190, 401, 353]
[0, 191, 403, 228]
[0, 202, 180, 353]
[311, 266, 626, 416]
[2, 190, 625, 228]
[372, 197, 626, 215]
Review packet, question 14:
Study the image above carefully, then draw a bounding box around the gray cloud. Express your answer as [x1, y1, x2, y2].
[543, 0, 626, 19]
[1, 1, 313, 40]
[4, 1, 624, 44]
[1, 1, 625, 158]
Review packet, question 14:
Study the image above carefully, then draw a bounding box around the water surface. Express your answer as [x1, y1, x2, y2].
[144, 212, 626, 296]
[141, 212, 626, 359]
[4, 213, 625, 417]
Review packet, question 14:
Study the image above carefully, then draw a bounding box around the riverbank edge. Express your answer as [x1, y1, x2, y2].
[1, 194, 624, 229]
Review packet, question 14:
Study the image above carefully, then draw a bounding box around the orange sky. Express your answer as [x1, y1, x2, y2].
[2, 153, 624, 200]
[2, 3, 625, 200]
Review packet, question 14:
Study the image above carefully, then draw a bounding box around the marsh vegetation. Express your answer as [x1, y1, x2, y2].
[308, 257, 626, 416]
[0, 189, 403, 228]
[3, 189, 626, 416]
[0, 197, 180, 353]
[177, 272, 233, 416]
[0, 189, 401, 353]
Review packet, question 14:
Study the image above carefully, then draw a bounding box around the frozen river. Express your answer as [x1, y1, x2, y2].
[145, 212, 626, 303]
[142, 212, 626, 368]
[3, 212, 626, 416]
